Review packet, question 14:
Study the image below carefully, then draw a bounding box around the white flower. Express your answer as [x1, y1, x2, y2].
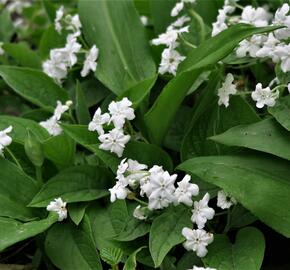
[212, 20, 228, 37]
[40, 100, 72, 136]
[42, 57, 68, 85]
[171, 15, 191, 28]
[217, 190, 237, 209]
[240, 5, 270, 27]
[191, 193, 215, 229]
[236, 35, 267, 58]
[273, 4, 290, 40]
[109, 181, 129, 202]
[182, 227, 214, 257]
[171, 1, 184, 17]
[217, 73, 237, 107]
[0, 126, 12, 156]
[147, 170, 177, 210]
[98, 128, 131, 157]
[288, 83, 290, 93]
[55, 6, 64, 33]
[0, 42, 4, 55]
[81, 45, 99, 77]
[158, 48, 185, 76]
[274, 44, 290, 72]
[140, 16, 149, 26]
[133, 205, 148, 220]
[152, 29, 179, 48]
[256, 33, 280, 60]
[65, 14, 82, 35]
[88, 108, 110, 135]
[63, 35, 82, 67]
[174, 175, 199, 206]
[251, 83, 278, 108]
[6, 0, 31, 13]
[189, 267, 217, 270]
[108, 97, 135, 129]
[46, 198, 67, 221]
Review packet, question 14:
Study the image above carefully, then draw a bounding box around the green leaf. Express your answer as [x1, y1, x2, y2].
[144, 24, 279, 145]
[181, 96, 259, 160]
[3, 42, 42, 69]
[46, 223, 103, 270]
[0, 10, 14, 42]
[211, 118, 290, 161]
[176, 252, 201, 270]
[269, 95, 290, 132]
[0, 213, 58, 252]
[79, 0, 156, 95]
[29, 165, 113, 207]
[109, 200, 129, 235]
[100, 247, 123, 266]
[203, 227, 265, 270]
[0, 115, 49, 144]
[76, 81, 91, 125]
[0, 66, 69, 108]
[123, 246, 146, 270]
[230, 205, 257, 229]
[149, 206, 191, 267]
[69, 203, 88, 226]
[43, 133, 76, 167]
[178, 154, 290, 237]
[42, 0, 56, 22]
[0, 158, 39, 221]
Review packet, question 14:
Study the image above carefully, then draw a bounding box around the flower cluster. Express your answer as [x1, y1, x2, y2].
[217, 73, 237, 107]
[0, 126, 13, 156]
[88, 97, 135, 157]
[46, 197, 67, 221]
[43, 6, 99, 84]
[40, 100, 73, 136]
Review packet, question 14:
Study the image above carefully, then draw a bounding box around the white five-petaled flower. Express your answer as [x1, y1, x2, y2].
[251, 83, 279, 108]
[191, 193, 215, 229]
[54, 6, 64, 33]
[81, 45, 99, 77]
[0, 126, 13, 156]
[274, 44, 290, 73]
[174, 175, 199, 206]
[88, 108, 110, 135]
[98, 128, 131, 157]
[46, 198, 67, 221]
[273, 4, 290, 40]
[133, 205, 148, 220]
[158, 48, 185, 76]
[189, 267, 217, 270]
[40, 100, 72, 136]
[217, 190, 237, 209]
[182, 227, 214, 257]
[109, 181, 129, 202]
[217, 73, 237, 107]
[240, 5, 271, 27]
[256, 33, 280, 61]
[108, 97, 135, 129]
[236, 35, 267, 58]
[171, 1, 184, 17]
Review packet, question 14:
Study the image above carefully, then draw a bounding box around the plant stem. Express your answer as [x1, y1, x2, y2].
[35, 166, 43, 185]
[188, 8, 206, 43]
[133, 197, 148, 206]
[5, 148, 23, 171]
[223, 208, 232, 233]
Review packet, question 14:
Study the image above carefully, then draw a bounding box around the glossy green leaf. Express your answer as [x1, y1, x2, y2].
[43, 133, 76, 167]
[76, 81, 91, 125]
[0, 213, 58, 252]
[123, 246, 146, 270]
[203, 227, 265, 270]
[0, 158, 39, 221]
[178, 154, 290, 237]
[0, 66, 69, 108]
[3, 42, 41, 69]
[0, 115, 49, 144]
[29, 165, 113, 207]
[79, 0, 156, 95]
[46, 223, 103, 270]
[149, 206, 191, 267]
[69, 203, 88, 226]
[211, 118, 290, 161]
[144, 24, 279, 145]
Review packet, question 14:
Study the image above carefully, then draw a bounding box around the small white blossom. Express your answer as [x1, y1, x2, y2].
[174, 175, 199, 206]
[217, 190, 237, 209]
[182, 227, 214, 257]
[98, 128, 131, 157]
[81, 45, 99, 77]
[217, 73, 237, 107]
[147, 170, 177, 210]
[65, 14, 82, 35]
[273, 4, 290, 40]
[171, 1, 184, 17]
[55, 6, 64, 33]
[46, 198, 67, 221]
[189, 267, 217, 270]
[6, 0, 31, 14]
[171, 15, 191, 28]
[256, 33, 280, 60]
[0, 126, 12, 156]
[251, 83, 278, 108]
[274, 44, 290, 72]
[0, 42, 4, 55]
[191, 193, 215, 229]
[88, 108, 110, 135]
[109, 181, 129, 202]
[108, 98, 135, 129]
[236, 35, 267, 58]
[240, 5, 271, 27]
[288, 83, 290, 93]
[140, 16, 149, 26]
[158, 48, 185, 76]
[133, 205, 148, 220]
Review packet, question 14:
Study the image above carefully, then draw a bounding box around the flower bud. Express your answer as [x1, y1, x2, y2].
[24, 129, 44, 167]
